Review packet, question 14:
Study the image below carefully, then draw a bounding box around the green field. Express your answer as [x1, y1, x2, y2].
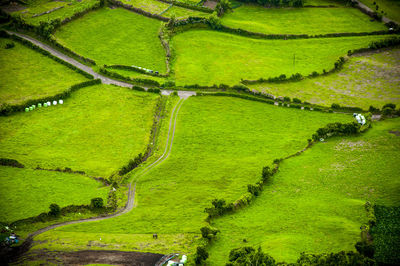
[107, 68, 167, 84]
[120, 0, 170, 14]
[54, 7, 167, 72]
[0, 166, 108, 222]
[10, 0, 100, 26]
[359, 0, 400, 23]
[249, 48, 400, 109]
[221, 5, 386, 35]
[172, 30, 390, 85]
[163, 5, 211, 18]
[31, 96, 351, 255]
[0, 38, 89, 105]
[0, 84, 159, 177]
[208, 118, 400, 264]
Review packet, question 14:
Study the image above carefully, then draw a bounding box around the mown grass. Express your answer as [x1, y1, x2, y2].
[32, 96, 351, 256]
[249, 48, 400, 109]
[172, 30, 391, 85]
[207, 118, 400, 264]
[0, 84, 159, 177]
[0, 166, 108, 223]
[359, 0, 400, 23]
[221, 4, 386, 35]
[54, 7, 167, 72]
[11, 0, 100, 26]
[0, 38, 89, 105]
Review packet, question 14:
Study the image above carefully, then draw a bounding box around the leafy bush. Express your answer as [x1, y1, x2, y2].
[383, 103, 396, 110]
[296, 251, 375, 265]
[331, 103, 340, 109]
[312, 122, 361, 141]
[293, 98, 301, 104]
[194, 246, 209, 265]
[200, 225, 220, 240]
[90, 197, 104, 209]
[119, 153, 145, 175]
[227, 246, 276, 266]
[0, 158, 24, 168]
[283, 96, 291, 102]
[48, 203, 61, 217]
[5, 42, 15, 49]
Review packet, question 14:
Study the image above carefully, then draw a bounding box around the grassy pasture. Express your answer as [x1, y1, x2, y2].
[108, 68, 167, 84]
[163, 5, 211, 18]
[0, 84, 159, 177]
[0, 38, 89, 105]
[359, 0, 400, 23]
[10, 0, 100, 26]
[249, 48, 400, 109]
[0, 166, 108, 223]
[172, 30, 390, 85]
[207, 118, 400, 264]
[119, 0, 170, 14]
[54, 7, 167, 72]
[32, 96, 351, 255]
[221, 5, 386, 35]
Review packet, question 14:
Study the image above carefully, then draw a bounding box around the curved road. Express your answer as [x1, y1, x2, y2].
[6, 31, 133, 88]
[16, 93, 189, 259]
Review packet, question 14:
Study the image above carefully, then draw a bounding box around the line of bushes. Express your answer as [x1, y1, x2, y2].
[156, 0, 213, 13]
[0, 158, 24, 168]
[348, 36, 400, 55]
[117, 96, 166, 178]
[99, 67, 161, 87]
[109, 0, 170, 21]
[0, 30, 94, 78]
[311, 118, 370, 141]
[9, 0, 103, 39]
[9, 198, 111, 228]
[0, 79, 101, 116]
[105, 64, 168, 77]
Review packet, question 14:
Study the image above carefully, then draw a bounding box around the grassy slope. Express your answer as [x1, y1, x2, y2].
[11, 0, 100, 26]
[163, 5, 211, 18]
[359, 0, 400, 23]
[249, 48, 400, 109]
[172, 30, 390, 85]
[54, 7, 166, 72]
[221, 5, 386, 35]
[208, 118, 400, 264]
[0, 38, 89, 105]
[120, 0, 170, 14]
[0, 166, 108, 222]
[33, 96, 351, 255]
[0, 84, 159, 177]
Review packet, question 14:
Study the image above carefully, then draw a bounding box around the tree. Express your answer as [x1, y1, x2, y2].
[49, 203, 61, 217]
[208, 13, 222, 29]
[200, 225, 220, 240]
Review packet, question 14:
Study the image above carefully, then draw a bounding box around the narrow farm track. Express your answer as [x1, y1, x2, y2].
[5, 31, 133, 88]
[12, 97, 188, 262]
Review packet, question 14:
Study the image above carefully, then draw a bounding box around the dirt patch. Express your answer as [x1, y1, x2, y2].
[389, 130, 400, 136]
[335, 140, 373, 151]
[203, 0, 217, 9]
[1, 2, 27, 13]
[22, 249, 164, 266]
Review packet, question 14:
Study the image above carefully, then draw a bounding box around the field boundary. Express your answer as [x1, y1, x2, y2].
[155, 0, 214, 13]
[109, 0, 170, 21]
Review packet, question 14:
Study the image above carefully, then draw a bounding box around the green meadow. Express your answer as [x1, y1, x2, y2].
[10, 0, 101, 26]
[0, 166, 108, 222]
[172, 30, 390, 85]
[163, 5, 211, 18]
[54, 7, 167, 72]
[249, 48, 400, 109]
[120, 0, 170, 14]
[221, 5, 386, 35]
[0, 84, 158, 176]
[0, 38, 89, 105]
[32, 96, 351, 254]
[207, 118, 400, 264]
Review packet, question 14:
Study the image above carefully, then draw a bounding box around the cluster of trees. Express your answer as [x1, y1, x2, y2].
[119, 153, 145, 175]
[237, 0, 304, 7]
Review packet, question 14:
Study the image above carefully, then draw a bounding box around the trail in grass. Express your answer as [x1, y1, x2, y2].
[15, 95, 188, 258]
[5, 31, 133, 88]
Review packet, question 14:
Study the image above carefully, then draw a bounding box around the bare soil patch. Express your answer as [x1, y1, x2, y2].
[23, 249, 164, 265]
[389, 130, 400, 136]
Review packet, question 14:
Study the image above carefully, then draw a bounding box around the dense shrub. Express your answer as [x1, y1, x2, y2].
[119, 153, 145, 175]
[368, 105, 380, 113]
[383, 103, 396, 110]
[227, 246, 276, 266]
[90, 198, 104, 209]
[200, 225, 220, 240]
[194, 246, 209, 265]
[5, 42, 15, 49]
[48, 203, 61, 217]
[0, 158, 24, 168]
[312, 122, 361, 141]
[247, 181, 263, 196]
[293, 98, 301, 103]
